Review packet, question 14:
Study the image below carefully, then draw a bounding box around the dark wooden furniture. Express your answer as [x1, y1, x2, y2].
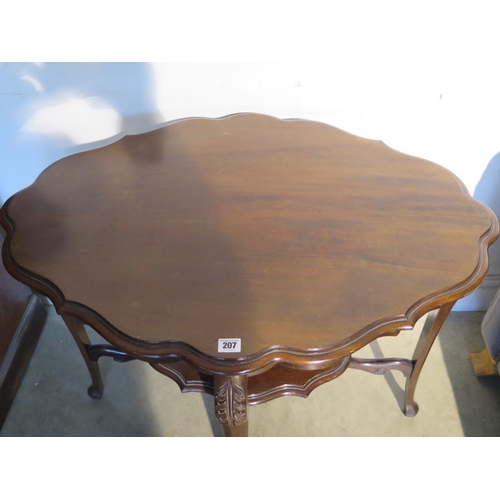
[0, 231, 46, 428]
[1, 113, 498, 436]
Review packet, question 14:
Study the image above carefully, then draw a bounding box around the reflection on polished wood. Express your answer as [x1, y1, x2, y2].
[1, 113, 498, 436]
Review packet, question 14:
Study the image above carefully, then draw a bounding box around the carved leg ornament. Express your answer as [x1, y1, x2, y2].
[62, 315, 104, 399]
[404, 302, 455, 417]
[213, 375, 248, 437]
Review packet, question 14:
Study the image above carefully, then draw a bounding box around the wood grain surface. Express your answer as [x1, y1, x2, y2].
[1, 113, 498, 371]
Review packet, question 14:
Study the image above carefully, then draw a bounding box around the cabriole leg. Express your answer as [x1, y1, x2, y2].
[404, 302, 455, 416]
[62, 315, 103, 399]
[213, 374, 248, 437]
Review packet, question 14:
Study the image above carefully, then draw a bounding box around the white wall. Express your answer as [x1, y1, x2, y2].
[1, 59, 500, 310]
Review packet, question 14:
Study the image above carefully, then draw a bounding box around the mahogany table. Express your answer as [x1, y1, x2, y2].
[1, 113, 498, 436]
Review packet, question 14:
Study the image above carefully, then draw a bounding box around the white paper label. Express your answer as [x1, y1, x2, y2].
[218, 338, 241, 353]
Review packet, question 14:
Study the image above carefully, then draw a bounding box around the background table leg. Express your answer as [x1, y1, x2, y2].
[62, 315, 103, 399]
[404, 301, 455, 416]
[213, 374, 248, 437]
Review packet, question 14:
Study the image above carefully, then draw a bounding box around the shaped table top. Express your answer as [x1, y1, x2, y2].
[1, 113, 498, 370]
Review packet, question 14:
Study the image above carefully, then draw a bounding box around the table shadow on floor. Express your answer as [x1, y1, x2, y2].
[438, 312, 500, 437]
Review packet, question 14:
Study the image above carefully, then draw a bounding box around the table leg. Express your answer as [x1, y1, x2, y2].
[404, 301, 455, 416]
[213, 374, 248, 437]
[62, 315, 103, 399]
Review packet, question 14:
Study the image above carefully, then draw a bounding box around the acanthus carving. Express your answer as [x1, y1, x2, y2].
[214, 377, 247, 427]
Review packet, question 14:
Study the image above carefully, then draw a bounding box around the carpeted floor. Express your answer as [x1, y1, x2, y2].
[2, 305, 500, 437]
